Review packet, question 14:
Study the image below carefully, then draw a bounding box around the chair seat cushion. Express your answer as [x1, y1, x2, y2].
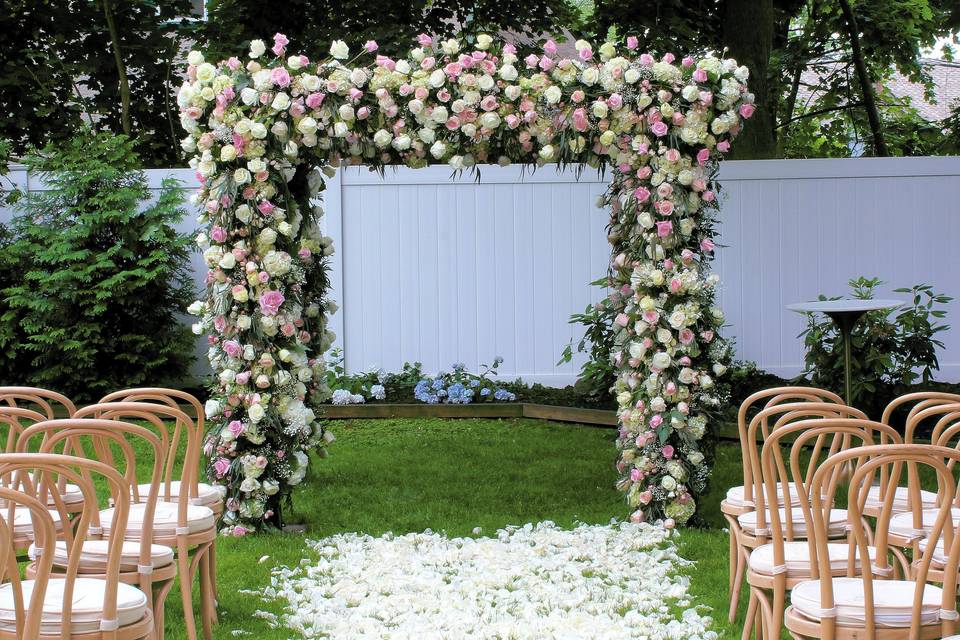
[100, 501, 215, 539]
[0, 577, 147, 634]
[889, 508, 960, 541]
[918, 537, 959, 567]
[792, 578, 942, 627]
[28, 540, 174, 573]
[726, 483, 803, 508]
[0, 483, 84, 507]
[136, 481, 223, 507]
[864, 485, 937, 512]
[738, 508, 848, 538]
[750, 542, 876, 577]
[8, 505, 63, 536]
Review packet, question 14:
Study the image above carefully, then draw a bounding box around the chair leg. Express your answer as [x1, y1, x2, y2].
[725, 513, 745, 623]
[153, 577, 176, 640]
[198, 545, 215, 640]
[209, 539, 218, 604]
[769, 580, 787, 640]
[202, 545, 218, 625]
[741, 589, 758, 640]
[177, 545, 200, 640]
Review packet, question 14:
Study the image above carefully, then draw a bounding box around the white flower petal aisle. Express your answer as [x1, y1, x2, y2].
[255, 521, 717, 639]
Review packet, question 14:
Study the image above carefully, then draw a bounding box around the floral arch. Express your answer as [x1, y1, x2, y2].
[179, 33, 753, 534]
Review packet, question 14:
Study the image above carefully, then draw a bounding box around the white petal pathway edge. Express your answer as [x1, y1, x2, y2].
[251, 521, 718, 639]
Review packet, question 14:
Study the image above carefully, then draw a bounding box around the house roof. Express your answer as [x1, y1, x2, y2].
[881, 58, 960, 121]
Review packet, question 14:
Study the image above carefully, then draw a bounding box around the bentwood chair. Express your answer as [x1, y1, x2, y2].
[0, 387, 76, 419]
[0, 452, 154, 639]
[750, 418, 902, 640]
[17, 419, 176, 640]
[723, 387, 845, 623]
[736, 404, 869, 639]
[784, 444, 960, 640]
[76, 402, 217, 640]
[98, 388, 223, 613]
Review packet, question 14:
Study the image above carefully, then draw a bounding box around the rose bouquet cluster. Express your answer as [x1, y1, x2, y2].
[178, 32, 751, 531]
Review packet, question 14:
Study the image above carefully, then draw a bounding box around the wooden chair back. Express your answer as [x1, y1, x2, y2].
[736, 387, 844, 504]
[0, 387, 76, 420]
[807, 444, 960, 639]
[0, 452, 131, 640]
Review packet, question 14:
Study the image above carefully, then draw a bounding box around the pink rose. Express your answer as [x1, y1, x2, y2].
[700, 238, 715, 252]
[662, 53, 675, 64]
[607, 93, 623, 109]
[571, 90, 585, 103]
[716, 140, 731, 153]
[417, 33, 432, 47]
[662, 445, 675, 459]
[544, 39, 558, 55]
[634, 187, 650, 203]
[650, 121, 669, 137]
[228, 420, 245, 437]
[692, 68, 708, 83]
[669, 278, 682, 293]
[739, 103, 756, 119]
[681, 56, 694, 68]
[232, 526, 248, 537]
[271, 67, 291, 88]
[578, 46, 593, 61]
[235, 371, 251, 386]
[210, 226, 227, 243]
[655, 220, 673, 237]
[615, 313, 630, 327]
[642, 310, 659, 324]
[259, 290, 285, 316]
[223, 340, 242, 358]
[626, 36, 639, 50]
[364, 40, 378, 52]
[697, 148, 710, 166]
[213, 458, 231, 478]
[524, 54, 539, 69]
[650, 414, 663, 428]
[639, 490, 653, 505]
[630, 468, 641, 482]
[679, 328, 695, 345]
[639, 53, 654, 66]
[702, 190, 716, 202]
[701, 330, 715, 343]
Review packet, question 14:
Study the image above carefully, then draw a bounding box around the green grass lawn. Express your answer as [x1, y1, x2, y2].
[177, 418, 744, 640]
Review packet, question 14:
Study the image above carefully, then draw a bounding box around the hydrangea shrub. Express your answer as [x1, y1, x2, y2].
[179, 33, 751, 532]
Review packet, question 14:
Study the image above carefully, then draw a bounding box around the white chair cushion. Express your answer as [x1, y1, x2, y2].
[750, 542, 876, 577]
[0, 483, 84, 507]
[889, 508, 960, 541]
[100, 501, 215, 539]
[0, 577, 147, 634]
[864, 485, 937, 512]
[7, 505, 63, 536]
[28, 540, 174, 573]
[917, 537, 960, 567]
[738, 508, 848, 537]
[726, 483, 805, 508]
[792, 578, 943, 627]
[136, 480, 223, 507]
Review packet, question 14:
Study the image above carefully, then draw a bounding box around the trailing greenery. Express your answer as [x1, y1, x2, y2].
[558, 275, 618, 407]
[0, 130, 196, 401]
[797, 276, 951, 415]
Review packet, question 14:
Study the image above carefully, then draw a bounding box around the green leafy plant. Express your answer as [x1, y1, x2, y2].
[0, 129, 196, 400]
[558, 275, 617, 406]
[798, 276, 951, 412]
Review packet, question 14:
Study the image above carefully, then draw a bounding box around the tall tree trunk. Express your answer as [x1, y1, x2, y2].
[722, 0, 777, 159]
[102, 0, 132, 136]
[837, 0, 888, 156]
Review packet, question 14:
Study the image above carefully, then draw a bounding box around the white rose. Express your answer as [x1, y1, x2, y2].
[499, 64, 518, 81]
[441, 38, 460, 55]
[392, 134, 411, 150]
[477, 74, 494, 91]
[249, 39, 266, 58]
[297, 117, 318, 135]
[271, 92, 291, 111]
[656, 327, 672, 344]
[538, 144, 555, 161]
[250, 122, 268, 139]
[373, 129, 393, 148]
[478, 112, 500, 130]
[196, 63, 216, 84]
[624, 68, 641, 84]
[418, 128, 436, 144]
[302, 74, 321, 92]
[661, 476, 677, 491]
[204, 399, 221, 418]
[669, 310, 687, 329]
[476, 34, 493, 50]
[682, 85, 700, 102]
[240, 87, 259, 106]
[187, 51, 204, 66]
[239, 478, 260, 493]
[233, 168, 251, 184]
[235, 204, 252, 223]
[543, 86, 562, 104]
[333, 122, 349, 137]
[430, 141, 447, 159]
[713, 363, 728, 376]
[395, 59, 411, 74]
[330, 40, 349, 59]
[581, 68, 599, 85]
[338, 104, 355, 121]
[248, 403, 265, 423]
[651, 352, 671, 369]
[429, 69, 446, 88]
[219, 253, 236, 270]
[236, 315, 252, 330]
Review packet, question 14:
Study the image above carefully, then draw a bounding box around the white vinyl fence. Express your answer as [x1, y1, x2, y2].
[4, 157, 960, 383]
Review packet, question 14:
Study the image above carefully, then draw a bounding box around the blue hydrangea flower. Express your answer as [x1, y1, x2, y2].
[493, 388, 516, 402]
